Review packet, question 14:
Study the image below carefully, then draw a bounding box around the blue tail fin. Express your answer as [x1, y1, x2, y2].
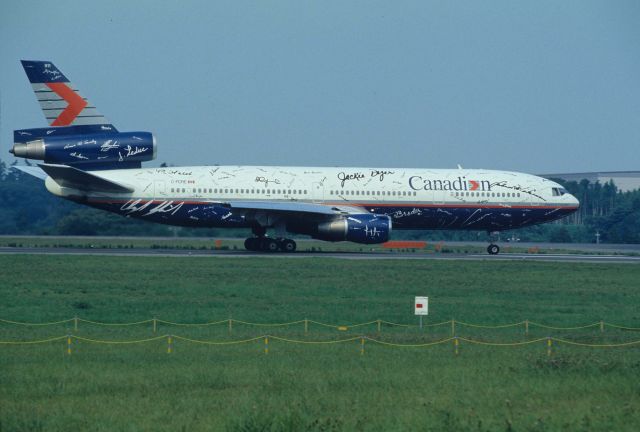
[21, 60, 114, 128]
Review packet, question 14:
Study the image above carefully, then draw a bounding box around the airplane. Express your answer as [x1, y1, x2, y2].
[10, 60, 579, 254]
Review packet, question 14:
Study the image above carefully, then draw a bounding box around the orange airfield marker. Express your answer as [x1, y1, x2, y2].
[382, 241, 427, 249]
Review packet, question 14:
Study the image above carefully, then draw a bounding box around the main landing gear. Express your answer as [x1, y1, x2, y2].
[244, 237, 297, 253]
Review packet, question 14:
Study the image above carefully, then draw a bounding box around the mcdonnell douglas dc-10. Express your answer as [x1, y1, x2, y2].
[11, 61, 579, 254]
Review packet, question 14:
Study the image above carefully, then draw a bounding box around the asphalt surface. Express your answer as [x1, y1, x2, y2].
[1, 246, 639, 263]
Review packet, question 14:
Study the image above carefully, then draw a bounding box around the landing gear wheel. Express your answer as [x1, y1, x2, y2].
[244, 237, 260, 251]
[280, 239, 297, 253]
[487, 244, 500, 255]
[261, 238, 279, 253]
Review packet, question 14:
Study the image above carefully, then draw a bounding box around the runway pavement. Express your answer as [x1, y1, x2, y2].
[1, 246, 639, 263]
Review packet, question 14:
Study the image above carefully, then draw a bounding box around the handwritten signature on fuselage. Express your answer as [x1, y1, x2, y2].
[255, 176, 281, 187]
[490, 181, 546, 201]
[120, 199, 183, 217]
[337, 170, 395, 188]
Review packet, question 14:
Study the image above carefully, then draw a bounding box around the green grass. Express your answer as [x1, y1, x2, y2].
[1, 256, 640, 431]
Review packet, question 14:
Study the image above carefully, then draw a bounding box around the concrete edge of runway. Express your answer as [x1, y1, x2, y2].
[1, 246, 639, 263]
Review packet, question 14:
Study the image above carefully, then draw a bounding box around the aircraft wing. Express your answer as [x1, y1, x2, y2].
[39, 164, 134, 194]
[12, 165, 48, 180]
[228, 201, 369, 216]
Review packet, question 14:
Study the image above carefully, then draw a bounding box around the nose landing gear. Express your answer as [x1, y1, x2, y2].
[487, 231, 501, 255]
[487, 244, 500, 255]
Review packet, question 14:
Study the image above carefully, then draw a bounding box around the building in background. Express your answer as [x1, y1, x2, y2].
[540, 171, 640, 192]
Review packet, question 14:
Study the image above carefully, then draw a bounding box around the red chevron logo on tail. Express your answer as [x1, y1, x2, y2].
[46, 82, 87, 126]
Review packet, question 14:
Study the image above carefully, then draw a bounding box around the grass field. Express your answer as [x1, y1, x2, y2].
[1, 255, 640, 431]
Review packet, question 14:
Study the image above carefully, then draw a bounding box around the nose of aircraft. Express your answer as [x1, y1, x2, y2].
[568, 193, 580, 208]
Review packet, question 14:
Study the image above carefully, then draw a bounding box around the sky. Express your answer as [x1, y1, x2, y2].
[1, 1, 639, 173]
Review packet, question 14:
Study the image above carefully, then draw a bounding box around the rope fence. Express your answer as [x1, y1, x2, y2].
[2, 317, 640, 334]
[2, 334, 640, 357]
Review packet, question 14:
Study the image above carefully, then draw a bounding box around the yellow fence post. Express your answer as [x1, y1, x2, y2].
[67, 335, 72, 355]
[377, 319, 381, 334]
[264, 337, 269, 355]
[360, 337, 365, 355]
[74, 317, 78, 332]
[600, 320, 604, 333]
[153, 318, 157, 333]
[525, 320, 529, 336]
[304, 319, 308, 335]
[228, 318, 233, 334]
[454, 337, 459, 356]
[167, 335, 172, 354]
[547, 337, 552, 357]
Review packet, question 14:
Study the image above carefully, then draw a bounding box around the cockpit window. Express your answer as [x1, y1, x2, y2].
[552, 187, 568, 197]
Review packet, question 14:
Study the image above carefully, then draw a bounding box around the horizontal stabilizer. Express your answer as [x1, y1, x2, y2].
[12, 165, 48, 180]
[39, 164, 134, 194]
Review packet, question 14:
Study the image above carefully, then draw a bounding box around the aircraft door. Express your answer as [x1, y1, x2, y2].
[154, 181, 167, 200]
[311, 182, 324, 203]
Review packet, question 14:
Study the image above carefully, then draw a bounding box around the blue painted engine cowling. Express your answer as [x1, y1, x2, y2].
[43, 132, 156, 166]
[315, 214, 391, 244]
[12, 127, 155, 169]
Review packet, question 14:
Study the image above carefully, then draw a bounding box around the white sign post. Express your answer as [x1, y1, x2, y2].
[414, 296, 429, 329]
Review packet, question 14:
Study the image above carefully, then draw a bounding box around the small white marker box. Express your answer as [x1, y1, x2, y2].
[415, 296, 429, 315]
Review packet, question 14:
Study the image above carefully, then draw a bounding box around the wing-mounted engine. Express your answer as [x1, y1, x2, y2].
[11, 126, 156, 170]
[314, 214, 392, 244]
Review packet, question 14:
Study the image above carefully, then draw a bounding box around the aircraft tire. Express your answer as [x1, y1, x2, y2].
[487, 244, 500, 255]
[281, 239, 296, 253]
[260, 238, 279, 253]
[244, 237, 259, 251]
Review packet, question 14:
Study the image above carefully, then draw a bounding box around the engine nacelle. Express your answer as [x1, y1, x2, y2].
[314, 214, 392, 244]
[11, 129, 156, 169]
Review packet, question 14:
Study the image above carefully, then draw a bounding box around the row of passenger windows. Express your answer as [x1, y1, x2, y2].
[329, 190, 417, 197]
[170, 188, 309, 195]
[168, 187, 520, 199]
[454, 191, 521, 198]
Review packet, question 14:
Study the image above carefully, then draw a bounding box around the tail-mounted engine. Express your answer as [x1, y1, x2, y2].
[314, 214, 392, 244]
[11, 125, 156, 170]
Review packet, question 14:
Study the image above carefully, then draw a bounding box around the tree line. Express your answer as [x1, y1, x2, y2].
[1, 158, 638, 243]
